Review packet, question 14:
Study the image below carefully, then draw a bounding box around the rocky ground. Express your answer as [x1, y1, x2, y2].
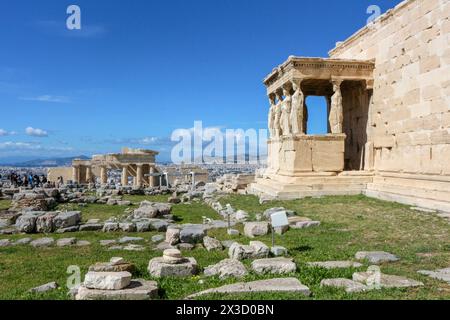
[0, 181, 449, 300]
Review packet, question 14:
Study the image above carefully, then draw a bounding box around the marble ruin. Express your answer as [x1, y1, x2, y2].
[250, 0, 450, 212]
[48, 148, 208, 188]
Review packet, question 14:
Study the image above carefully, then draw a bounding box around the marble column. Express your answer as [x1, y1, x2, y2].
[72, 165, 80, 183]
[136, 164, 143, 187]
[121, 165, 129, 186]
[86, 166, 92, 183]
[100, 166, 107, 184]
[149, 166, 155, 187]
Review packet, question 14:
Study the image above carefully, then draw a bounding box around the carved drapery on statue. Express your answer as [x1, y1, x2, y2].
[290, 79, 304, 135]
[268, 94, 276, 137]
[329, 80, 343, 134]
[280, 87, 292, 136]
[273, 91, 283, 137]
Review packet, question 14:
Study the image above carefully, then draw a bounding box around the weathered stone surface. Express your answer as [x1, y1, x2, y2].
[204, 259, 248, 279]
[53, 211, 81, 229]
[251, 257, 297, 274]
[84, 271, 132, 290]
[244, 222, 269, 238]
[89, 262, 135, 273]
[270, 246, 287, 257]
[235, 210, 249, 222]
[177, 243, 195, 251]
[102, 222, 119, 232]
[148, 219, 169, 232]
[56, 226, 79, 233]
[123, 244, 145, 251]
[355, 251, 400, 264]
[76, 279, 158, 300]
[100, 239, 116, 246]
[151, 235, 164, 243]
[35, 212, 57, 233]
[0, 239, 11, 247]
[118, 236, 144, 244]
[180, 225, 206, 244]
[29, 281, 59, 293]
[352, 271, 424, 289]
[229, 243, 255, 260]
[79, 223, 103, 231]
[203, 236, 223, 251]
[133, 201, 171, 219]
[15, 213, 40, 233]
[290, 221, 321, 229]
[135, 220, 151, 232]
[320, 278, 369, 293]
[13, 237, 32, 245]
[0, 210, 20, 228]
[417, 268, 450, 284]
[148, 257, 198, 277]
[57, 237, 77, 247]
[187, 278, 310, 299]
[222, 240, 237, 248]
[118, 222, 136, 233]
[166, 228, 180, 245]
[30, 237, 54, 247]
[307, 261, 363, 269]
[249, 241, 270, 258]
[76, 240, 91, 247]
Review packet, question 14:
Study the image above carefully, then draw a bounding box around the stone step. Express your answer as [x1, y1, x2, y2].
[186, 278, 310, 299]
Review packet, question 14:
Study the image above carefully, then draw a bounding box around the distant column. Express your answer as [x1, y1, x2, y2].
[86, 166, 92, 183]
[121, 165, 129, 186]
[136, 164, 143, 187]
[72, 165, 79, 183]
[149, 166, 155, 187]
[100, 166, 108, 184]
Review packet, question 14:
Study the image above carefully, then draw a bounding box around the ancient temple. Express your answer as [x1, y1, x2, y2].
[250, 0, 450, 212]
[48, 148, 160, 187]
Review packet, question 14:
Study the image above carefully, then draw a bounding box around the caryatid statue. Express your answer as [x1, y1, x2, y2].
[329, 80, 343, 134]
[280, 86, 292, 136]
[268, 94, 276, 138]
[274, 91, 283, 137]
[290, 79, 305, 135]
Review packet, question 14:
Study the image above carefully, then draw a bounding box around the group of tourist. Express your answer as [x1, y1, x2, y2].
[1, 172, 48, 188]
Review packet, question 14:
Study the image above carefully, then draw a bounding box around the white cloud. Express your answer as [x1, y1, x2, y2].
[0, 129, 17, 136]
[19, 95, 70, 103]
[0, 141, 40, 150]
[25, 127, 48, 137]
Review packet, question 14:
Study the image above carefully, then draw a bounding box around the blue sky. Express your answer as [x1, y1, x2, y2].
[0, 0, 402, 163]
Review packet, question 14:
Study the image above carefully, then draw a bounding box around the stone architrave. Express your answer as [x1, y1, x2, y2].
[290, 79, 305, 135]
[268, 94, 276, 138]
[280, 87, 292, 136]
[329, 79, 343, 134]
[274, 91, 283, 138]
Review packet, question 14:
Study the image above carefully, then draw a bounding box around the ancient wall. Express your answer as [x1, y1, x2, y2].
[47, 167, 73, 183]
[329, 0, 450, 210]
[342, 81, 371, 170]
[330, 0, 449, 175]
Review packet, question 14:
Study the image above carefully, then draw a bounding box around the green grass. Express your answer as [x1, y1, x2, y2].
[1, 194, 450, 300]
[55, 195, 220, 224]
[0, 200, 11, 210]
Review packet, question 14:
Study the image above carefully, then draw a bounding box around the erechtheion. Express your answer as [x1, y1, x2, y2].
[250, 0, 450, 211]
